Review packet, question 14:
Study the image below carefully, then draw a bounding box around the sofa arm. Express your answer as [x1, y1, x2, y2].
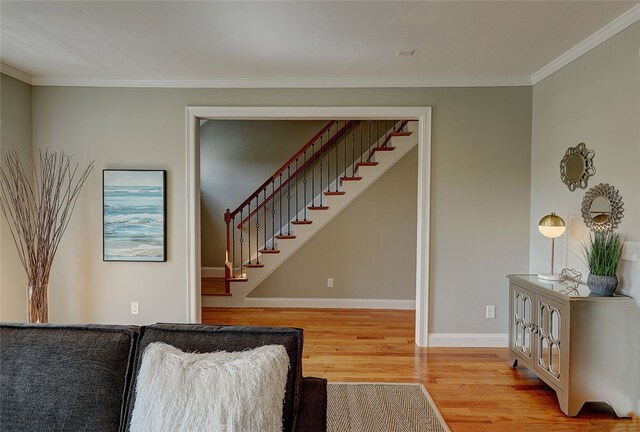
[294, 377, 328, 432]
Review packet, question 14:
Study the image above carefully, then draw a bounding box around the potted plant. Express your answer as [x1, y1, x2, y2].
[581, 231, 624, 296]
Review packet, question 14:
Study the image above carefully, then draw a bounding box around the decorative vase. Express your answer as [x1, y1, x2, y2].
[27, 285, 49, 323]
[586, 274, 618, 296]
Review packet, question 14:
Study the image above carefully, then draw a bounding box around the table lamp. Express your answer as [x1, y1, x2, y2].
[538, 212, 566, 281]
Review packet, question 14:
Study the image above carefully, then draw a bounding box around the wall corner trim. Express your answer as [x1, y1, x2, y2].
[531, 4, 640, 85]
[0, 63, 33, 85]
[427, 333, 508, 348]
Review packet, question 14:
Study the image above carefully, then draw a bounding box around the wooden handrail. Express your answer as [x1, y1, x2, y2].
[229, 120, 339, 218]
[236, 120, 356, 228]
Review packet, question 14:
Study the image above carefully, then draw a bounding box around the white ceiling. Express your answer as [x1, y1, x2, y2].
[1, 1, 639, 87]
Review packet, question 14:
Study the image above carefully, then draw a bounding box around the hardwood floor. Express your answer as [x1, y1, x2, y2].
[202, 307, 639, 432]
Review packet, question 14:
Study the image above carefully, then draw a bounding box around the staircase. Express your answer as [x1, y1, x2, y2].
[203, 119, 419, 307]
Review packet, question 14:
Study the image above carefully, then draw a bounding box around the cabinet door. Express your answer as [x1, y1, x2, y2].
[534, 294, 567, 389]
[511, 284, 534, 362]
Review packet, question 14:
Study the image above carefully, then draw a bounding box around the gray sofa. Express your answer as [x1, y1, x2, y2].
[0, 323, 327, 432]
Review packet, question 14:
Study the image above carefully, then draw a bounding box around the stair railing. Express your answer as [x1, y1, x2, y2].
[224, 119, 410, 284]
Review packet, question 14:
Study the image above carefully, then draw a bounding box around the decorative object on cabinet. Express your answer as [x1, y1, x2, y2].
[103, 170, 167, 262]
[581, 183, 624, 232]
[560, 143, 595, 191]
[581, 231, 624, 296]
[0, 150, 94, 323]
[507, 275, 635, 417]
[558, 268, 583, 295]
[537, 213, 566, 281]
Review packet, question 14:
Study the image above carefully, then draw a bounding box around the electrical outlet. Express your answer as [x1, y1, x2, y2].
[486, 305, 496, 319]
[327, 278, 334, 288]
[130, 301, 139, 315]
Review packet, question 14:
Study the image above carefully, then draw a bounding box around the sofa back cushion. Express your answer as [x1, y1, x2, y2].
[125, 324, 304, 432]
[0, 323, 139, 432]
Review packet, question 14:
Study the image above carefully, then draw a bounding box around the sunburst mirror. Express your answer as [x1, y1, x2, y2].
[560, 143, 595, 191]
[581, 183, 624, 232]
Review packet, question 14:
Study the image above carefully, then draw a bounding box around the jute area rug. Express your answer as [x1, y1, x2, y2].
[328, 383, 451, 432]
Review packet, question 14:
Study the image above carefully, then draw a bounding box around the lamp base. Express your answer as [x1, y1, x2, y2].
[537, 273, 561, 281]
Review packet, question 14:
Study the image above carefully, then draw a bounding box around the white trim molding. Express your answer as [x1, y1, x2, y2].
[0, 63, 33, 85]
[427, 333, 508, 348]
[185, 109, 202, 324]
[186, 106, 431, 345]
[531, 3, 640, 84]
[244, 297, 416, 310]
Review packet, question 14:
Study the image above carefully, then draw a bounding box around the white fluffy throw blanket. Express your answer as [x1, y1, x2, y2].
[129, 342, 290, 432]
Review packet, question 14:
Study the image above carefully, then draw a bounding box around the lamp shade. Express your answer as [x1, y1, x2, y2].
[538, 213, 566, 239]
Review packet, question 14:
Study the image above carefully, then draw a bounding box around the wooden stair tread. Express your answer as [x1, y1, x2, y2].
[340, 176, 362, 181]
[228, 277, 248, 283]
[389, 131, 412, 137]
[356, 162, 378, 167]
[324, 191, 345, 196]
[275, 235, 296, 239]
[291, 220, 312, 225]
[308, 205, 329, 210]
[372, 146, 395, 152]
[260, 249, 281, 254]
[245, 263, 265, 268]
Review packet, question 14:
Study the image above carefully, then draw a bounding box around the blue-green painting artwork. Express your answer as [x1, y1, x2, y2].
[103, 170, 166, 262]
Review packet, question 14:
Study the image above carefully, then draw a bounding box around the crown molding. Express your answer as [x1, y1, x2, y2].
[30, 76, 532, 88]
[0, 63, 33, 85]
[531, 3, 640, 85]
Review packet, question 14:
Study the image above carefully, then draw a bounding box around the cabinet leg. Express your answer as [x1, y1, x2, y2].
[608, 400, 634, 418]
[508, 352, 518, 369]
[557, 393, 584, 417]
[562, 396, 632, 417]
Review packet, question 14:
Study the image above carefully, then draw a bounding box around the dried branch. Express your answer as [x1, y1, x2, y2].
[0, 150, 94, 321]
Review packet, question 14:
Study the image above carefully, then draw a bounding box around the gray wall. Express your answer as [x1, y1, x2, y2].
[200, 120, 326, 267]
[530, 22, 640, 302]
[251, 146, 418, 300]
[530, 22, 639, 410]
[0, 74, 32, 322]
[18, 85, 531, 333]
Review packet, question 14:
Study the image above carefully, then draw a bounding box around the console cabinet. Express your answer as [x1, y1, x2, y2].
[508, 275, 635, 417]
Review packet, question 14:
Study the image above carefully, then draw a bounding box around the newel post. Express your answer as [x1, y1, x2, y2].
[224, 209, 232, 281]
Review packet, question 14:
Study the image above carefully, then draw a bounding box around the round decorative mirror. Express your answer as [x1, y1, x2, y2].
[581, 183, 624, 231]
[560, 143, 595, 191]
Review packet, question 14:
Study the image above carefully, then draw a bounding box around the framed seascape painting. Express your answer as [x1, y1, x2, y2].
[103, 170, 167, 262]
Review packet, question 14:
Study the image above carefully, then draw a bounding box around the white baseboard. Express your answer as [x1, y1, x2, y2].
[427, 333, 508, 348]
[244, 297, 416, 310]
[201, 267, 224, 277]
